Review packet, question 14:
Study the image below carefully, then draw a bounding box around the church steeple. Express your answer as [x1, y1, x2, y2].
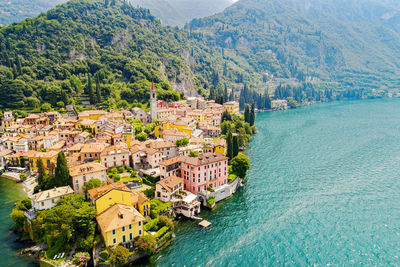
[150, 81, 157, 121]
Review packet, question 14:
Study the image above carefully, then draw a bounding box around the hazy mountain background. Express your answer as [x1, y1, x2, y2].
[129, 0, 235, 26]
[0, 0, 68, 26]
[187, 0, 400, 90]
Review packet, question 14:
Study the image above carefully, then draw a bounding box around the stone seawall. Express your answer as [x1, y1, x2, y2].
[198, 177, 241, 206]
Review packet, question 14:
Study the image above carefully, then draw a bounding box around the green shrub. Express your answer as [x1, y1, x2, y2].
[228, 173, 237, 183]
[206, 197, 215, 206]
[158, 215, 174, 230]
[144, 218, 159, 232]
[154, 226, 169, 239]
[72, 252, 90, 265]
[109, 167, 118, 174]
[157, 231, 173, 246]
[117, 166, 125, 173]
[100, 250, 109, 260]
[113, 174, 121, 182]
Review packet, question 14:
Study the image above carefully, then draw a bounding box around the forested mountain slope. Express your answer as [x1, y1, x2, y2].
[0, 0, 244, 109]
[188, 0, 400, 91]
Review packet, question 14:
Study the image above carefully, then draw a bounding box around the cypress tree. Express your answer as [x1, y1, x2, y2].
[54, 152, 70, 187]
[229, 91, 234, 101]
[233, 135, 239, 157]
[37, 158, 45, 186]
[244, 104, 250, 123]
[16, 56, 22, 75]
[226, 131, 233, 160]
[239, 89, 245, 110]
[224, 85, 228, 103]
[87, 73, 95, 104]
[95, 73, 101, 103]
[12, 63, 18, 78]
[105, 0, 109, 7]
[250, 103, 255, 126]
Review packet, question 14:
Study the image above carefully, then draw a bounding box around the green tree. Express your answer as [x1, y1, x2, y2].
[135, 235, 157, 255]
[83, 178, 103, 194]
[37, 158, 45, 185]
[250, 103, 255, 126]
[244, 104, 250, 123]
[136, 132, 148, 141]
[230, 153, 250, 178]
[226, 131, 233, 160]
[54, 152, 70, 187]
[41, 103, 52, 112]
[232, 135, 239, 157]
[87, 73, 95, 104]
[108, 245, 130, 266]
[189, 150, 200, 157]
[96, 73, 102, 103]
[176, 138, 189, 147]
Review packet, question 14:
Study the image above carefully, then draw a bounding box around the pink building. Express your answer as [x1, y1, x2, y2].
[160, 153, 228, 194]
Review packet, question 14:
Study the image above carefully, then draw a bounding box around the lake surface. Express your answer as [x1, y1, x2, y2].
[144, 99, 400, 266]
[4, 99, 400, 266]
[0, 178, 37, 266]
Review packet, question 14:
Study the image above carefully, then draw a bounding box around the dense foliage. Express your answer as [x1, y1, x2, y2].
[32, 194, 96, 258]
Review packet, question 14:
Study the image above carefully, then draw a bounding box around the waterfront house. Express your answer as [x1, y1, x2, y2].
[70, 162, 107, 194]
[271, 99, 288, 110]
[130, 146, 163, 170]
[29, 186, 74, 211]
[96, 203, 145, 248]
[155, 175, 184, 202]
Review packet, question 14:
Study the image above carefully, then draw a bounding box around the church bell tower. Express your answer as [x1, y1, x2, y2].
[150, 81, 157, 121]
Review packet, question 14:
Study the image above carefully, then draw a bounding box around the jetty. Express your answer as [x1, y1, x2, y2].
[198, 220, 211, 228]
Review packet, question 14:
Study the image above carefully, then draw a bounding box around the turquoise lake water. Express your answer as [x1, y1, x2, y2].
[4, 99, 400, 266]
[143, 99, 400, 266]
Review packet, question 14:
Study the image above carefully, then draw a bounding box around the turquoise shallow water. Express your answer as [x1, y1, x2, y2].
[143, 99, 400, 266]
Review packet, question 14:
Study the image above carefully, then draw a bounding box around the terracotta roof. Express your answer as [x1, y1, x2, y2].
[160, 156, 184, 166]
[149, 141, 176, 149]
[67, 143, 84, 151]
[30, 186, 73, 202]
[131, 192, 150, 205]
[79, 110, 108, 117]
[182, 153, 228, 166]
[157, 175, 183, 192]
[0, 149, 13, 157]
[88, 181, 129, 200]
[96, 203, 145, 233]
[69, 162, 107, 177]
[80, 142, 110, 153]
[100, 145, 130, 156]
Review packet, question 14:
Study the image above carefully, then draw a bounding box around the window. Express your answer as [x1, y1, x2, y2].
[139, 229, 142, 235]
[138, 221, 141, 226]
[122, 226, 125, 232]
[129, 224, 132, 230]
[122, 235, 126, 243]
[41, 202, 44, 206]
[113, 238, 116, 244]
[112, 229, 116, 235]
[130, 233, 133, 240]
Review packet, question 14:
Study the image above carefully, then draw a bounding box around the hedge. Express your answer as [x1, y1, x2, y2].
[144, 218, 159, 232]
[157, 231, 173, 246]
[154, 226, 169, 239]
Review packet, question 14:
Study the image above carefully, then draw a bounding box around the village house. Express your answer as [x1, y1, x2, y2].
[223, 101, 240, 114]
[148, 140, 178, 159]
[162, 128, 190, 144]
[88, 181, 150, 216]
[2, 111, 15, 128]
[80, 142, 110, 162]
[0, 149, 12, 170]
[29, 186, 74, 211]
[96, 203, 145, 248]
[28, 150, 59, 171]
[271, 99, 288, 110]
[155, 175, 184, 202]
[78, 110, 108, 121]
[69, 162, 107, 194]
[100, 144, 130, 168]
[74, 131, 91, 143]
[159, 156, 184, 179]
[130, 146, 163, 170]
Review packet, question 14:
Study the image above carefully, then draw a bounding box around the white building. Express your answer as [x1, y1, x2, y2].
[30, 186, 74, 211]
[69, 162, 108, 194]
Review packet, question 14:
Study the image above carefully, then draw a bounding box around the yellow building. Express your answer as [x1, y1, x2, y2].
[28, 150, 59, 171]
[96, 203, 145, 247]
[155, 123, 192, 139]
[88, 182, 150, 217]
[78, 110, 108, 121]
[223, 101, 240, 114]
[76, 119, 97, 134]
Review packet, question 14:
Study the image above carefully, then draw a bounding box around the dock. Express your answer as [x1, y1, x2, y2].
[198, 220, 211, 228]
